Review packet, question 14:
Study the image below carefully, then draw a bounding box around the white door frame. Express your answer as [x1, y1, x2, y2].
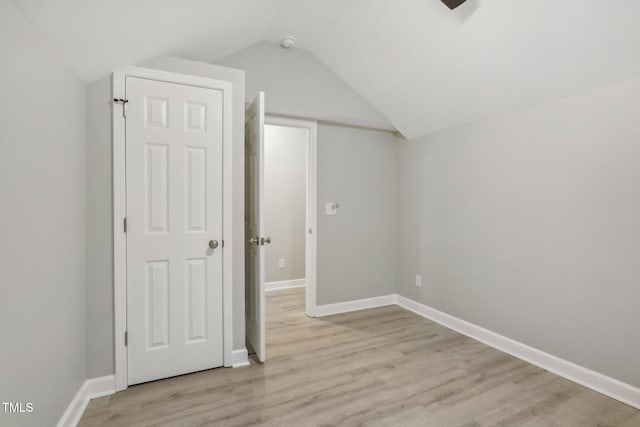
[264, 115, 318, 317]
[112, 66, 234, 392]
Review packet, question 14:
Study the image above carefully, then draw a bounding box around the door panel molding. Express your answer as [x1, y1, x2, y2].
[113, 66, 233, 392]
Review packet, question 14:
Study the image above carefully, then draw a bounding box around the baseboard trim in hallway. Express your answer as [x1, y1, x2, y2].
[265, 279, 306, 292]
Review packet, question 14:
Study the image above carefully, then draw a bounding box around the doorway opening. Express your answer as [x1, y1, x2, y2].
[264, 123, 308, 294]
[264, 115, 317, 321]
[244, 110, 317, 364]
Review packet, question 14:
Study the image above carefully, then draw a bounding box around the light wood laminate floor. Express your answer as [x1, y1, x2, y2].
[80, 288, 639, 426]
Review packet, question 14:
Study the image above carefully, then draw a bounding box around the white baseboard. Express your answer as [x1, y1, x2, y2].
[265, 279, 306, 292]
[316, 294, 397, 317]
[395, 295, 640, 410]
[57, 353, 249, 427]
[55, 296, 639, 427]
[232, 348, 249, 367]
[57, 375, 115, 427]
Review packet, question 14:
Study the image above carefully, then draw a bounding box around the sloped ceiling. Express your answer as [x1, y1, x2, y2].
[11, 0, 640, 139]
[217, 41, 394, 131]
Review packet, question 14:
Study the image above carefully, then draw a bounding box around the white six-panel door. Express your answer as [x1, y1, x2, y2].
[245, 92, 266, 362]
[126, 76, 224, 385]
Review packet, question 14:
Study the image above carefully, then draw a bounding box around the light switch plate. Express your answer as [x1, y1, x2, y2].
[325, 202, 339, 215]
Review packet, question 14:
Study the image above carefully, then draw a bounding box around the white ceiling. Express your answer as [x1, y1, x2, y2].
[12, 0, 640, 139]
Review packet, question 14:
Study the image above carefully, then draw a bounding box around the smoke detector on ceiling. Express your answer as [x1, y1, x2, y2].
[280, 36, 296, 49]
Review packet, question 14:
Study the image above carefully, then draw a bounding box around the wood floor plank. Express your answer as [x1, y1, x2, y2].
[80, 288, 639, 426]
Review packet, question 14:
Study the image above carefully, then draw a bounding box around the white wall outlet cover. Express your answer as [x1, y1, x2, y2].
[415, 275, 423, 288]
[279, 258, 286, 269]
[325, 202, 339, 215]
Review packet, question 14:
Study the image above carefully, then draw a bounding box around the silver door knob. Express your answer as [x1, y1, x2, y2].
[209, 240, 219, 249]
[249, 237, 260, 245]
[261, 237, 272, 245]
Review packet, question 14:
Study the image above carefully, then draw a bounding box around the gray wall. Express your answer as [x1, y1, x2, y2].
[86, 78, 114, 377]
[396, 77, 640, 388]
[317, 125, 398, 305]
[85, 57, 246, 377]
[0, 1, 88, 425]
[264, 125, 306, 283]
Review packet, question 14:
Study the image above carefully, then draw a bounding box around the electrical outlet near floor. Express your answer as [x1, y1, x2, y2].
[279, 258, 286, 269]
[415, 274, 422, 288]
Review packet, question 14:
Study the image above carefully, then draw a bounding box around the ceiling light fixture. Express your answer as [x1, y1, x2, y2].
[280, 36, 296, 49]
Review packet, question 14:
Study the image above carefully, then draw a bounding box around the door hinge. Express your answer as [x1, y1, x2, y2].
[113, 98, 128, 118]
[124, 331, 128, 346]
[123, 217, 127, 233]
[309, 228, 313, 235]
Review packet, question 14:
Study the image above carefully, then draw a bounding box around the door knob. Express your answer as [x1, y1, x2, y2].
[209, 240, 219, 249]
[261, 237, 272, 245]
[249, 237, 260, 245]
